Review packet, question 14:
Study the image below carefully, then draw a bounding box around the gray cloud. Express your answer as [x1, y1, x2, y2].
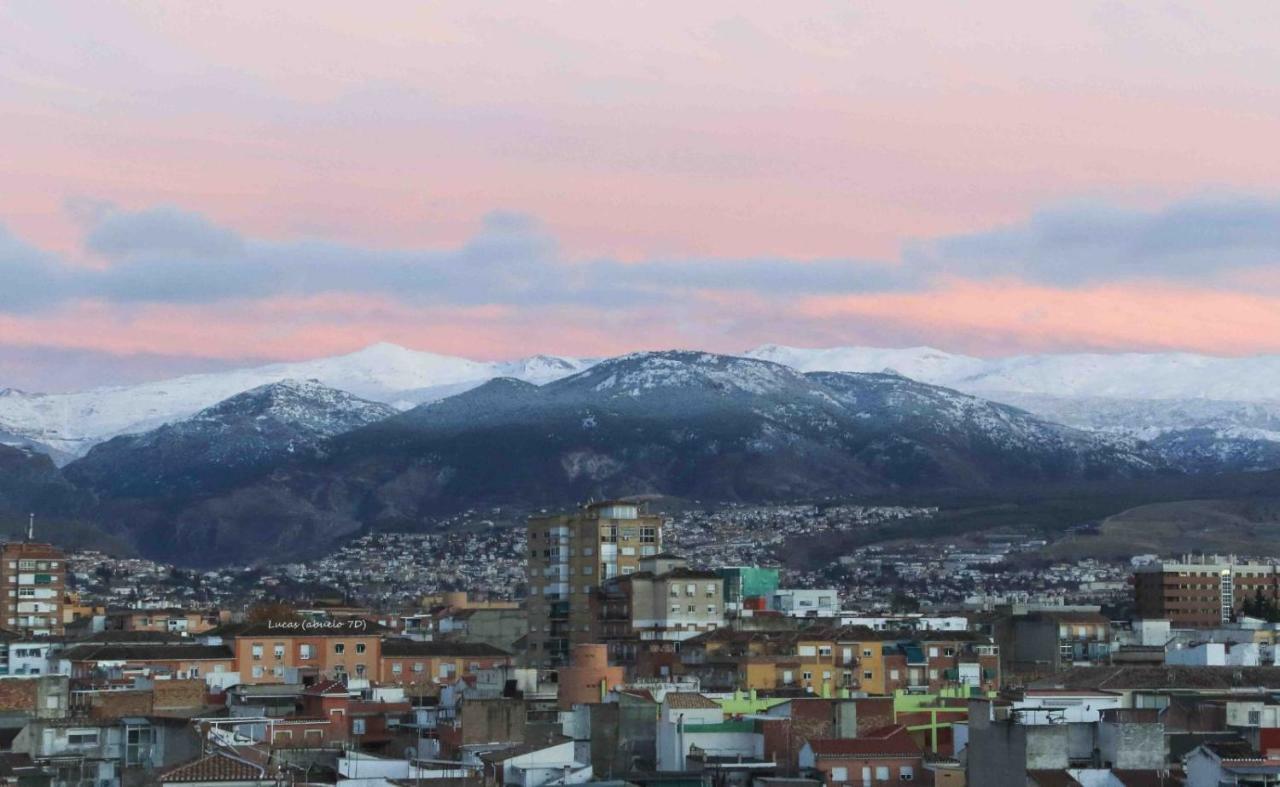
[911, 195, 1280, 285]
[1, 195, 1278, 315]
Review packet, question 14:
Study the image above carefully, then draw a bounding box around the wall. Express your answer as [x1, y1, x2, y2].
[1098, 721, 1165, 769]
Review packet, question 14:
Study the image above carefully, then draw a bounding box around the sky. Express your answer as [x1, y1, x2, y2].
[3, 2, 1280, 391]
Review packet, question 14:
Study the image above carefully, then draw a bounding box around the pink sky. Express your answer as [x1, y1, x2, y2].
[2, 2, 1280, 389]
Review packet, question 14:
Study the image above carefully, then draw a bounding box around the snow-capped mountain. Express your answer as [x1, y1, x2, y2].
[746, 344, 1280, 471]
[0, 343, 592, 460]
[745, 344, 1280, 402]
[64, 379, 397, 499]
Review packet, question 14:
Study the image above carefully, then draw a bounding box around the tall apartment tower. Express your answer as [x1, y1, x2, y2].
[526, 501, 662, 668]
[0, 542, 66, 636]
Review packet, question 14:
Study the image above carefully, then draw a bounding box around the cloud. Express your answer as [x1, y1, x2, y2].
[87, 206, 245, 259]
[912, 195, 1280, 285]
[1, 195, 1278, 321]
[0, 227, 80, 311]
[0, 204, 904, 310]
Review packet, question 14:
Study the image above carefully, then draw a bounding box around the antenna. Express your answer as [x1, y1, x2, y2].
[27, 513, 33, 542]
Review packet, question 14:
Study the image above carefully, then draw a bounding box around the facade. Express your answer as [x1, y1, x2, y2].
[105, 608, 220, 634]
[378, 639, 512, 685]
[1134, 555, 1280, 627]
[718, 567, 780, 613]
[797, 726, 923, 786]
[0, 542, 66, 636]
[221, 620, 383, 684]
[773, 589, 839, 618]
[594, 555, 725, 670]
[526, 502, 663, 668]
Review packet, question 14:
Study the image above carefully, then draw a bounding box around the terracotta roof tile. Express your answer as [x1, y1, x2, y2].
[159, 752, 264, 783]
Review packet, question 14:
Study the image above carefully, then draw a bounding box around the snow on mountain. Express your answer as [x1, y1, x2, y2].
[746, 344, 1280, 471]
[745, 344, 1280, 402]
[563, 351, 811, 399]
[0, 344, 590, 460]
[748, 344, 989, 383]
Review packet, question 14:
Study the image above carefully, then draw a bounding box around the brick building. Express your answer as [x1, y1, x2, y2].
[1134, 555, 1280, 627]
[220, 620, 385, 684]
[0, 541, 66, 636]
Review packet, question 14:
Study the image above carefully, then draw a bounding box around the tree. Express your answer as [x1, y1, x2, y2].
[889, 590, 920, 614]
[246, 600, 302, 625]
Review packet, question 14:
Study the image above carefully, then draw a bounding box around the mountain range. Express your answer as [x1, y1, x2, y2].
[2, 343, 1280, 565]
[46, 351, 1159, 565]
[6, 342, 1280, 472]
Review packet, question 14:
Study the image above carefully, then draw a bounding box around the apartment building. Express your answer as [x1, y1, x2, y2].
[221, 620, 384, 684]
[526, 501, 662, 668]
[1134, 555, 1280, 627]
[0, 542, 66, 636]
[378, 639, 512, 685]
[594, 554, 725, 672]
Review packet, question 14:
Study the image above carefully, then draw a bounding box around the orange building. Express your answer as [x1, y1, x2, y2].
[223, 620, 384, 684]
[557, 643, 624, 709]
[377, 640, 512, 685]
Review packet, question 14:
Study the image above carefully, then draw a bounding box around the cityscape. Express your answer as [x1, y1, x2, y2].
[4, 3, 1280, 786]
[0, 500, 1267, 786]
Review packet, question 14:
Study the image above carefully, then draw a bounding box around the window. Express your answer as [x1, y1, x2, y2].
[686, 584, 696, 596]
[355, 643, 366, 654]
[251, 644, 263, 660]
[299, 644, 313, 660]
[928, 647, 939, 658]
[334, 643, 345, 654]
[273, 645, 285, 659]
[875, 767, 889, 780]
[640, 527, 657, 543]
[641, 546, 657, 556]
[413, 662, 424, 673]
[688, 605, 696, 614]
[943, 647, 955, 657]
[1250, 710, 1263, 725]
[707, 605, 717, 614]
[831, 767, 848, 782]
[890, 669, 900, 680]
[899, 765, 914, 781]
[67, 731, 99, 746]
[863, 649, 873, 658]
[582, 566, 593, 575]
[583, 546, 594, 556]
[670, 586, 680, 597]
[252, 666, 264, 678]
[352, 719, 366, 735]
[802, 671, 812, 681]
[670, 604, 681, 614]
[864, 671, 874, 680]
[819, 646, 832, 657]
